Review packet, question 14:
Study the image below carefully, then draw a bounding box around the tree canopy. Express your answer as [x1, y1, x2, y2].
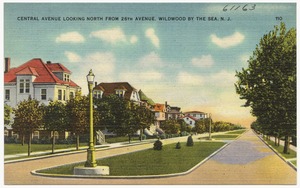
[235, 23, 296, 153]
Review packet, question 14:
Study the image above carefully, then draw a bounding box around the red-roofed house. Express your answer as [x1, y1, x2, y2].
[4, 57, 81, 108]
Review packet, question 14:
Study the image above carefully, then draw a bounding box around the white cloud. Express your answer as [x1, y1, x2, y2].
[210, 32, 245, 48]
[208, 70, 236, 87]
[130, 35, 138, 44]
[139, 70, 163, 81]
[145, 28, 160, 48]
[90, 27, 127, 44]
[177, 72, 204, 86]
[64, 51, 82, 63]
[84, 52, 115, 74]
[191, 55, 214, 68]
[139, 52, 164, 68]
[55, 31, 85, 43]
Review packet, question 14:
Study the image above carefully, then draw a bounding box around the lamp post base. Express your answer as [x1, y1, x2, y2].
[85, 148, 97, 167]
[74, 166, 110, 176]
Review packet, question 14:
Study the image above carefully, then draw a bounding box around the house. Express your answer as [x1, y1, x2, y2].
[4, 57, 81, 140]
[181, 111, 207, 127]
[93, 82, 141, 103]
[153, 103, 166, 134]
[183, 111, 207, 120]
[182, 115, 198, 126]
[165, 101, 183, 120]
[138, 89, 155, 109]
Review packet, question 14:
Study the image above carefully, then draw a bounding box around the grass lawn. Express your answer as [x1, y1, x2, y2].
[4, 143, 87, 155]
[211, 134, 239, 139]
[264, 139, 297, 159]
[105, 136, 140, 143]
[37, 141, 225, 176]
[225, 129, 247, 134]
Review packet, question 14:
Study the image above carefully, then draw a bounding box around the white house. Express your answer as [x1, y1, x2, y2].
[4, 58, 81, 108]
[182, 111, 207, 127]
[4, 57, 81, 139]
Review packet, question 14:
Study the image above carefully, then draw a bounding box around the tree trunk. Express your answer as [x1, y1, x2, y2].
[76, 134, 80, 150]
[27, 132, 32, 156]
[283, 136, 290, 154]
[51, 131, 55, 154]
[128, 134, 131, 143]
[21, 134, 25, 146]
[140, 128, 143, 141]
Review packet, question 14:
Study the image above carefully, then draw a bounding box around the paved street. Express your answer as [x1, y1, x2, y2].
[4, 130, 296, 185]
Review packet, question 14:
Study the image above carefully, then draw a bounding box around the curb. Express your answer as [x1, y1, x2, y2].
[254, 131, 297, 171]
[31, 141, 231, 179]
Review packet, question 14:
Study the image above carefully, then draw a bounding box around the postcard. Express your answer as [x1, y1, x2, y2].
[3, 1, 297, 186]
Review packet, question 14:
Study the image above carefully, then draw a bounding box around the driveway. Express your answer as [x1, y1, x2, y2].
[4, 130, 296, 185]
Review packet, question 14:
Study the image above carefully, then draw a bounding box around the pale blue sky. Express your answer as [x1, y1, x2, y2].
[3, 2, 297, 126]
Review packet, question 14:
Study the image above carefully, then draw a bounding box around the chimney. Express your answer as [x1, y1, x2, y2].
[4, 57, 11, 73]
[95, 82, 98, 87]
[46, 61, 51, 64]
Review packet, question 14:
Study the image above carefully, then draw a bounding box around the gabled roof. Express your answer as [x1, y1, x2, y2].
[4, 58, 79, 87]
[184, 111, 206, 114]
[46, 63, 71, 74]
[139, 89, 155, 106]
[94, 82, 137, 100]
[182, 115, 198, 121]
[16, 67, 39, 76]
[154, 103, 165, 112]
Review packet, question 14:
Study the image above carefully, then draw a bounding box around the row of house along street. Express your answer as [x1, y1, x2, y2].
[4, 130, 296, 185]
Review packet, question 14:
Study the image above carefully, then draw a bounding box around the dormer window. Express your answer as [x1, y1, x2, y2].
[64, 73, 70, 82]
[20, 79, 30, 93]
[116, 90, 124, 98]
[93, 90, 103, 99]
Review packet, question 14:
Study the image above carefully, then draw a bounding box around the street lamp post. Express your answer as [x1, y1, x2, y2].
[85, 69, 97, 167]
[208, 113, 212, 140]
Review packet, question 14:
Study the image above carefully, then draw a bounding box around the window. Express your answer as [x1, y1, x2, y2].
[33, 131, 39, 139]
[20, 79, 30, 93]
[63, 90, 66, 100]
[51, 131, 59, 139]
[116, 90, 124, 97]
[193, 114, 196, 117]
[190, 121, 193, 125]
[20, 79, 24, 93]
[94, 91, 103, 99]
[25, 79, 30, 93]
[58, 89, 62, 100]
[64, 74, 70, 82]
[5, 89, 10, 100]
[41, 89, 47, 100]
[69, 92, 74, 99]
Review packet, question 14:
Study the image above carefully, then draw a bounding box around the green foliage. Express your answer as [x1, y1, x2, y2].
[160, 119, 181, 134]
[12, 98, 44, 135]
[153, 139, 163, 150]
[187, 135, 194, 146]
[235, 22, 296, 153]
[4, 104, 12, 125]
[43, 101, 67, 131]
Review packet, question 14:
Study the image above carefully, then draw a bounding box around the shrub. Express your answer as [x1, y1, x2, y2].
[175, 142, 181, 149]
[187, 135, 194, 146]
[159, 134, 166, 139]
[153, 139, 163, 150]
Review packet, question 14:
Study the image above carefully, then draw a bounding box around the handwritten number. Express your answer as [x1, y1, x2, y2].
[223, 4, 256, 11]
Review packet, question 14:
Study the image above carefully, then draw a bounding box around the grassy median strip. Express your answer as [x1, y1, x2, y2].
[37, 141, 225, 176]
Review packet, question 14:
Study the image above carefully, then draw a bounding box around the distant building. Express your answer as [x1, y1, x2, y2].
[93, 82, 141, 103]
[182, 111, 207, 127]
[165, 101, 183, 120]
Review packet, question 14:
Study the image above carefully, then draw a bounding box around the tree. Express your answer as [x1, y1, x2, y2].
[235, 23, 296, 154]
[43, 101, 67, 153]
[131, 103, 155, 141]
[4, 104, 12, 125]
[12, 98, 43, 156]
[160, 119, 180, 135]
[66, 95, 89, 150]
